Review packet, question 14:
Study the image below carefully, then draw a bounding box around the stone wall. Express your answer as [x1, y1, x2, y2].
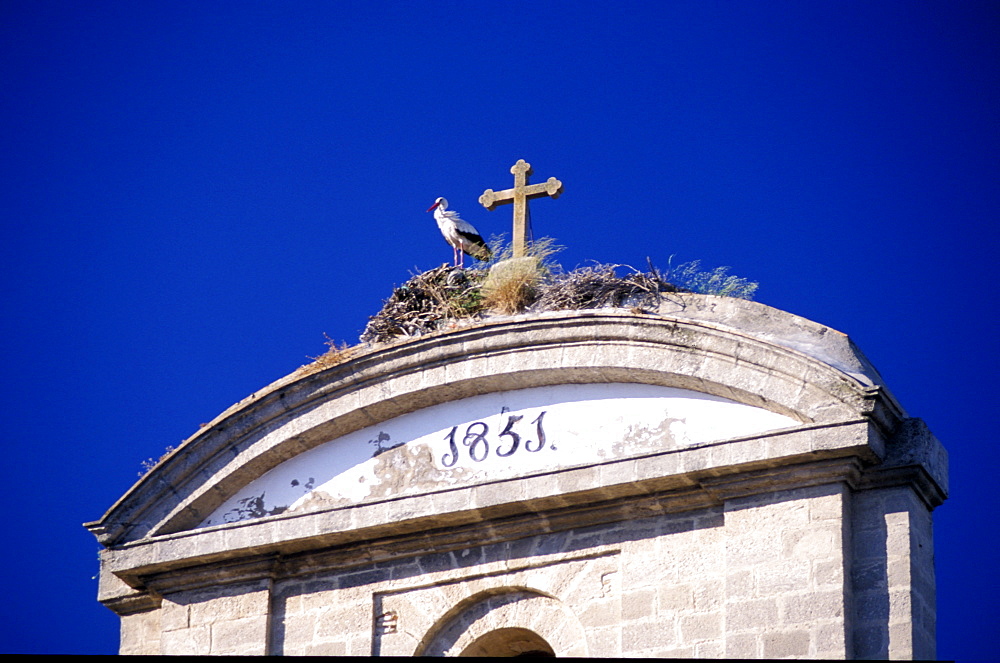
[87, 300, 947, 658]
[113, 481, 932, 657]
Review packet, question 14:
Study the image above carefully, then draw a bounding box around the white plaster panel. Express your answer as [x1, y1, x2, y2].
[200, 383, 796, 527]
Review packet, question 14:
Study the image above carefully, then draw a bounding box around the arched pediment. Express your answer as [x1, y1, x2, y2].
[200, 382, 800, 528]
[87, 299, 903, 553]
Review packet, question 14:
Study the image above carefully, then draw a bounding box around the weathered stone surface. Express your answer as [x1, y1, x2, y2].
[86, 298, 945, 658]
[118, 609, 161, 655]
[763, 629, 811, 658]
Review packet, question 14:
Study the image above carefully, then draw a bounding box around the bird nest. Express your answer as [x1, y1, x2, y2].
[360, 262, 684, 345]
[532, 263, 681, 312]
[359, 265, 489, 344]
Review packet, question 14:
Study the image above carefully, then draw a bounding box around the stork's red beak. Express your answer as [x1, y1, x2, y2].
[426, 201, 440, 212]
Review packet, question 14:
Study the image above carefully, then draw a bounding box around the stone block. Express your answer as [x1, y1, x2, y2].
[275, 587, 303, 616]
[677, 447, 712, 473]
[584, 626, 621, 657]
[852, 559, 888, 591]
[888, 621, 914, 658]
[474, 478, 526, 510]
[621, 588, 656, 621]
[884, 418, 949, 496]
[338, 567, 389, 589]
[188, 587, 268, 626]
[580, 597, 623, 627]
[783, 525, 838, 560]
[650, 645, 696, 658]
[160, 600, 190, 632]
[119, 609, 161, 655]
[599, 458, 638, 488]
[556, 465, 600, 496]
[211, 615, 268, 654]
[696, 639, 724, 657]
[621, 553, 673, 591]
[854, 624, 889, 659]
[680, 613, 722, 642]
[657, 583, 694, 612]
[809, 491, 845, 521]
[765, 430, 813, 458]
[160, 625, 211, 655]
[692, 579, 724, 612]
[762, 629, 810, 658]
[299, 585, 337, 612]
[279, 612, 316, 650]
[781, 590, 844, 624]
[622, 621, 677, 652]
[812, 558, 846, 589]
[814, 621, 848, 657]
[348, 633, 372, 656]
[726, 598, 778, 631]
[418, 550, 456, 574]
[659, 512, 698, 536]
[533, 529, 571, 556]
[887, 557, 912, 586]
[888, 587, 913, 618]
[726, 570, 756, 600]
[316, 602, 375, 639]
[307, 640, 347, 655]
[619, 515, 660, 541]
[632, 452, 682, 482]
[725, 633, 759, 658]
[757, 561, 811, 595]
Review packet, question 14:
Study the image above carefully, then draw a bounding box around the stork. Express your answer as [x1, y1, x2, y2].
[426, 197, 491, 268]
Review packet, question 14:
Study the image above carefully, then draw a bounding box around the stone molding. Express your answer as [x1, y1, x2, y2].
[97, 438, 940, 613]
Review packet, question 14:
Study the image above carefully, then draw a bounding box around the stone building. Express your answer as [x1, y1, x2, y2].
[86, 294, 947, 657]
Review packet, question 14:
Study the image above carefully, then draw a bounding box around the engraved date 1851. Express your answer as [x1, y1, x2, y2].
[441, 411, 549, 467]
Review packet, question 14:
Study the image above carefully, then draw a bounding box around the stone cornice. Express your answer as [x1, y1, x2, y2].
[101, 435, 944, 616]
[97, 420, 883, 607]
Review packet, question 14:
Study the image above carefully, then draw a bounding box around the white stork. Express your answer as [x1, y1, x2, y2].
[426, 197, 491, 268]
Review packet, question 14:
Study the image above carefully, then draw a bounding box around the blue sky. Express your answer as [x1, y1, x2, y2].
[2, 1, 997, 656]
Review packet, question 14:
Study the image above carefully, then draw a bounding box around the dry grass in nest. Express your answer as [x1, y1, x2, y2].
[480, 237, 563, 314]
[360, 265, 487, 344]
[481, 256, 541, 314]
[533, 263, 679, 312]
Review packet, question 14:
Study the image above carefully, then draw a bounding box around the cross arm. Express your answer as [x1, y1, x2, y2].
[479, 177, 564, 210]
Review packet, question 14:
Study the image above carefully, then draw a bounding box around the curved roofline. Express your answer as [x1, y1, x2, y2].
[87, 298, 903, 546]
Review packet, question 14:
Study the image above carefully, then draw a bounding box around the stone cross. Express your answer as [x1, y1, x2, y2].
[479, 159, 563, 258]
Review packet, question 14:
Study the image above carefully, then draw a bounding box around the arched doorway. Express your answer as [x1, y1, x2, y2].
[459, 627, 555, 657]
[417, 589, 588, 657]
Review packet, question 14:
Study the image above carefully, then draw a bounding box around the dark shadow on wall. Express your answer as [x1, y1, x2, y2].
[851, 489, 891, 659]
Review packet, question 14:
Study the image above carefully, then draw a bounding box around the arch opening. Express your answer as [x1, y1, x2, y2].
[459, 627, 555, 657]
[416, 588, 588, 657]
